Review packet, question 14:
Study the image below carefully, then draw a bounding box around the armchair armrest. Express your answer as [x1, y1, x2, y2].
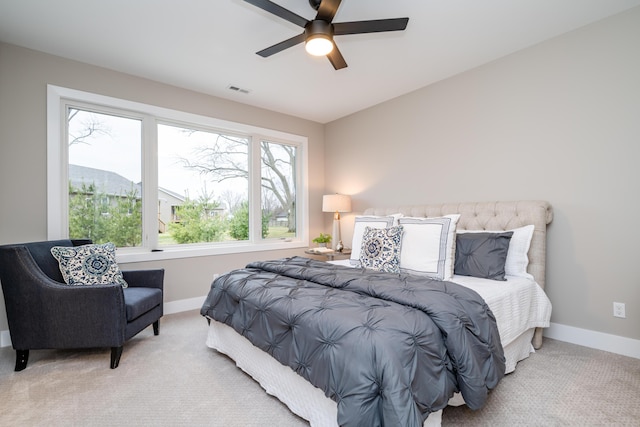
[122, 269, 164, 290]
[39, 283, 126, 348]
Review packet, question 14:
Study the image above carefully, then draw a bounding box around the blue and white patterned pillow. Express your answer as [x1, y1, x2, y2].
[349, 215, 402, 266]
[50, 242, 128, 288]
[359, 225, 404, 273]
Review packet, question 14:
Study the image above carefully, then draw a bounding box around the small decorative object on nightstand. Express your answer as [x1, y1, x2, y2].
[305, 248, 351, 261]
[312, 233, 332, 248]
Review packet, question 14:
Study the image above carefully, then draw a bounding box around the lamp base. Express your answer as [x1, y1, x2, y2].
[332, 217, 341, 251]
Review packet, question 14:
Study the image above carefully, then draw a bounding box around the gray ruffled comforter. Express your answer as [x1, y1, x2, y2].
[201, 257, 505, 426]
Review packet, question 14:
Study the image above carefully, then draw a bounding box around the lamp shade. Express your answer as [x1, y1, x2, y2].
[322, 194, 351, 213]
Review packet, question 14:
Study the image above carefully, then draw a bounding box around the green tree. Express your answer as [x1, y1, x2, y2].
[69, 182, 108, 242]
[168, 196, 226, 244]
[106, 188, 142, 247]
[228, 202, 270, 240]
[68, 183, 142, 246]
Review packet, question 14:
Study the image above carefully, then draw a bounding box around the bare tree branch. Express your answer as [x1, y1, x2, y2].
[68, 108, 112, 146]
[179, 133, 297, 231]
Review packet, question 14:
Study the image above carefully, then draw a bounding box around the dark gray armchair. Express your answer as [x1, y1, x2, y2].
[0, 239, 164, 370]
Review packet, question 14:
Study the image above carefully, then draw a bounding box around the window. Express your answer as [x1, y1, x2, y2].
[47, 85, 308, 262]
[261, 140, 297, 240]
[67, 108, 142, 247]
[158, 123, 251, 246]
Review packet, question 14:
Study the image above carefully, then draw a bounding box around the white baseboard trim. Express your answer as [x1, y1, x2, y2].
[163, 295, 206, 315]
[1, 330, 11, 348]
[544, 322, 640, 360]
[0, 296, 207, 348]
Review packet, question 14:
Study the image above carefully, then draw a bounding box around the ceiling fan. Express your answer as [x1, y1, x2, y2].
[244, 0, 409, 70]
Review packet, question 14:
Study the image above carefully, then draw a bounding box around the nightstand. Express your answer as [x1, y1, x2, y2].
[304, 248, 352, 261]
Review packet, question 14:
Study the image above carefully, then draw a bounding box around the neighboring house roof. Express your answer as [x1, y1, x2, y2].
[69, 164, 141, 197]
[158, 186, 186, 203]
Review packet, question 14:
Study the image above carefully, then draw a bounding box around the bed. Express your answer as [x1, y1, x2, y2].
[201, 200, 553, 426]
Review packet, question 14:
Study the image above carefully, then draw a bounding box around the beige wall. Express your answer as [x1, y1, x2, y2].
[325, 8, 640, 340]
[0, 42, 325, 330]
[2, 7, 639, 343]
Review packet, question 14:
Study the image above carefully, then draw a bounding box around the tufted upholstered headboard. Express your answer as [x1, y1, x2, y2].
[363, 200, 553, 289]
[363, 200, 553, 348]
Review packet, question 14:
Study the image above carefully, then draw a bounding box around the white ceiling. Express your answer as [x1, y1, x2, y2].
[1, 0, 639, 123]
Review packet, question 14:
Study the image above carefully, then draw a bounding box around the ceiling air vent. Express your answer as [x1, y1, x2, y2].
[227, 85, 250, 94]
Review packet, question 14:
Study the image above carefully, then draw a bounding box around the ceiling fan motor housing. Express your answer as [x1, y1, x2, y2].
[305, 19, 334, 39]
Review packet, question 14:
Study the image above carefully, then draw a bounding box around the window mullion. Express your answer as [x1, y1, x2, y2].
[142, 115, 158, 250]
[249, 135, 262, 242]
[47, 94, 69, 239]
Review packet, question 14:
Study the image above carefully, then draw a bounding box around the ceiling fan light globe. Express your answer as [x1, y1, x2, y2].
[305, 36, 333, 56]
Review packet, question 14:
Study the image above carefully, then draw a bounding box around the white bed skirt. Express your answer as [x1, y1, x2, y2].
[206, 319, 536, 427]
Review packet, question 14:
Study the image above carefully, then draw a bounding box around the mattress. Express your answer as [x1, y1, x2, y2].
[449, 274, 551, 348]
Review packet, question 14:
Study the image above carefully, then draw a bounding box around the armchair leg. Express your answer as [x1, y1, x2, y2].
[153, 320, 160, 336]
[15, 349, 29, 371]
[110, 346, 123, 369]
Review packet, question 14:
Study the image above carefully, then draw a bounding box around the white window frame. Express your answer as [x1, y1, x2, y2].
[47, 85, 309, 263]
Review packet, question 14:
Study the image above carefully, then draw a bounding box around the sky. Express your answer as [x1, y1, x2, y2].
[67, 109, 248, 201]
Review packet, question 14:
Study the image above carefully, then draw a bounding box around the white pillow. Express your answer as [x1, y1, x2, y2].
[458, 224, 534, 279]
[397, 214, 460, 281]
[349, 215, 401, 266]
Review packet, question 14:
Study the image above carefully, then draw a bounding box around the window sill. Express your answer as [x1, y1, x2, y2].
[115, 240, 308, 264]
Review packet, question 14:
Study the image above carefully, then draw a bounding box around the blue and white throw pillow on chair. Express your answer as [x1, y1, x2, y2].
[50, 242, 128, 287]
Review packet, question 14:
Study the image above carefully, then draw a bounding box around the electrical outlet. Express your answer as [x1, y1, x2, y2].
[613, 302, 626, 318]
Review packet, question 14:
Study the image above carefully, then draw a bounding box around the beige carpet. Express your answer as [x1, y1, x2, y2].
[1, 310, 638, 426]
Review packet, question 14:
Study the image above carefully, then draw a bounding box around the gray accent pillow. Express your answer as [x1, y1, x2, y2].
[454, 232, 513, 281]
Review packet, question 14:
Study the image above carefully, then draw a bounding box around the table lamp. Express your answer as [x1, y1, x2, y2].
[322, 194, 352, 251]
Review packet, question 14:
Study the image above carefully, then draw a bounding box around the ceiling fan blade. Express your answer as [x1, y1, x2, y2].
[244, 0, 308, 28]
[256, 33, 306, 57]
[327, 43, 347, 70]
[316, 0, 341, 22]
[333, 18, 409, 35]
